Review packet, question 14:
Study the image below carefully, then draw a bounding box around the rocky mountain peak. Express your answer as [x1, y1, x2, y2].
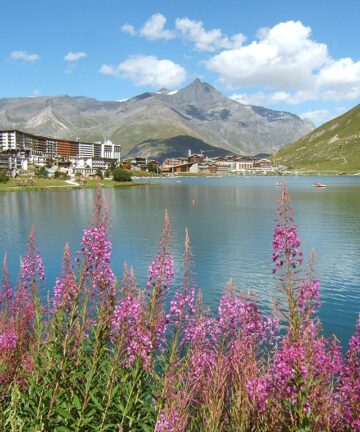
[184, 78, 219, 93]
[0, 80, 314, 159]
[156, 87, 169, 94]
[174, 78, 224, 106]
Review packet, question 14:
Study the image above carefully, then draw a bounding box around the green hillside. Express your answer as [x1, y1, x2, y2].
[276, 104, 360, 174]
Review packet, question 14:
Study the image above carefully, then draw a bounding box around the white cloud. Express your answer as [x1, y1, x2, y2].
[317, 58, 360, 87]
[139, 13, 174, 40]
[207, 20, 360, 105]
[230, 90, 316, 106]
[99, 64, 116, 76]
[99, 55, 187, 88]
[122, 13, 244, 50]
[10, 50, 39, 62]
[64, 51, 87, 62]
[121, 23, 136, 36]
[320, 87, 360, 102]
[206, 21, 328, 90]
[115, 16, 360, 106]
[300, 109, 331, 123]
[231, 85, 360, 106]
[175, 17, 245, 52]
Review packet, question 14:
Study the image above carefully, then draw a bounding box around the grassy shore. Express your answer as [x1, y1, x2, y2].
[279, 168, 360, 176]
[0, 177, 148, 192]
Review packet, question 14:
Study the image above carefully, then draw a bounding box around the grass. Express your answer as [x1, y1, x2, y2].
[0, 177, 148, 192]
[276, 104, 360, 174]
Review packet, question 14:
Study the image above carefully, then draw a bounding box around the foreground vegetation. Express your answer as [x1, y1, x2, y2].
[0, 186, 359, 431]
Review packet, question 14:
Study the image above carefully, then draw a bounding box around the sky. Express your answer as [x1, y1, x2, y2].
[1, 0, 360, 125]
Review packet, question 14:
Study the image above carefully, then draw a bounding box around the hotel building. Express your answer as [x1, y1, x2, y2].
[0, 130, 121, 173]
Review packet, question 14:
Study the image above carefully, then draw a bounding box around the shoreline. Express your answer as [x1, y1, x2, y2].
[1, 172, 359, 193]
[0, 179, 149, 193]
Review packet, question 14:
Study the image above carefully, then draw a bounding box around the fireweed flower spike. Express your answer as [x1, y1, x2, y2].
[272, 181, 303, 273]
[264, 184, 345, 430]
[53, 243, 77, 312]
[298, 250, 321, 318]
[0, 227, 45, 397]
[1, 253, 12, 319]
[111, 294, 153, 370]
[79, 186, 115, 299]
[167, 227, 196, 326]
[120, 262, 139, 297]
[156, 229, 197, 432]
[339, 316, 360, 431]
[13, 226, 45, 329]
[147, 209, 174, 293]
[21, 225, 46, 293]
[147, 209, 174, 348]
[272, 181, 304, 335]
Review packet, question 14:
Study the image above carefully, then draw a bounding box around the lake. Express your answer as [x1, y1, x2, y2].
[0, 175, 359, 347]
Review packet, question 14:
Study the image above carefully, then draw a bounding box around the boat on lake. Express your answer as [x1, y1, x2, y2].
[312, 182, 327, 188]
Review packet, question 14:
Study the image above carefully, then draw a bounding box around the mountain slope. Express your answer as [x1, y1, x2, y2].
[0, 79, 313, 159]
[276, 104, 360, 173]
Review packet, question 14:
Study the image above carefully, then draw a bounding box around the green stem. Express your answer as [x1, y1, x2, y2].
[120, 365, 142, 428]
[99, 335, 124, 432]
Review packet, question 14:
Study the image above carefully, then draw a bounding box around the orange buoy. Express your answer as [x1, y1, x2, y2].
[192, 199, 196, 206]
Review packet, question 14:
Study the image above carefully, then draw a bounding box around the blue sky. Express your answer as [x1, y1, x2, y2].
[1, 0, 359, 125]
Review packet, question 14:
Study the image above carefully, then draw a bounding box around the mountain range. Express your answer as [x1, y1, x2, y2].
[0, 79, 313, 160]
[277, 103, 360, 174]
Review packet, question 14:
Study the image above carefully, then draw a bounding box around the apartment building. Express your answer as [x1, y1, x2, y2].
[0, 130, 121, 173]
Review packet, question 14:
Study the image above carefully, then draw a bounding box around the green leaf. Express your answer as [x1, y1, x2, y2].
[73, 393, 81, 411]
[89, 391, 103, 411]
[54, 406, 74, 420]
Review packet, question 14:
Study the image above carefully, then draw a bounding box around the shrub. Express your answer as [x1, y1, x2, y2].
[53, 170, 69, 180]
[112, 167, 132, 182]
[34, 166, 49, 178]
[147, 161, 159, 174]
[0, 184, 358, 431]
[0, 170, 9, 183]
[96, 168, 103, 179]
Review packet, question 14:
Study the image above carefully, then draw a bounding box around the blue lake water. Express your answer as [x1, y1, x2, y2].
[0, 176, 359, 347]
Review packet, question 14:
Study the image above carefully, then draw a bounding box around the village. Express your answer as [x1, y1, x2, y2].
[0, 129, 275, 178]
[124, 151, 273, 175]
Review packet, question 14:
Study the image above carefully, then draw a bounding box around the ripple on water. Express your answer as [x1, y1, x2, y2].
[0, 176, 359, 346]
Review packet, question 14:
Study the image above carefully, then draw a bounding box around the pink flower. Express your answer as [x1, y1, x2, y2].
[339, 317, 360, 431]
[298, 279, 320, 315]
[78, 219, 116, 304]
[272, 183, 303, 273]
[147, 253, 174, 292]
[53, 243, 77, 311]
[247, 377, 270, 412]
[167, 228, 195, 325]
[0, 330, 17, 351]
[155, 407, 181, 432]
[21, 226, 45, 291]
[112, 296, 153, 370]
